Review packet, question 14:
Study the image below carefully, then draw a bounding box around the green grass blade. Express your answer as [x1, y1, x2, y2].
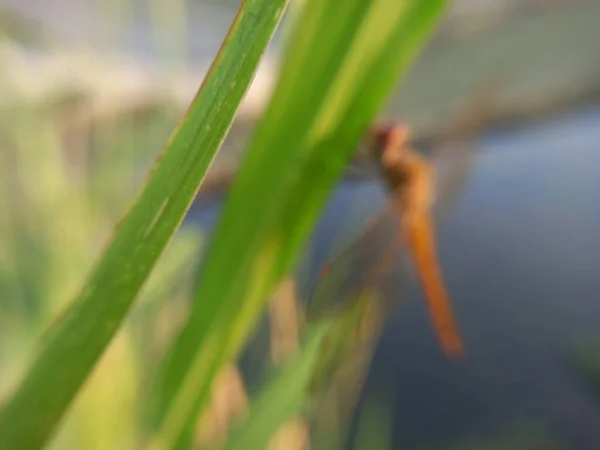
[151, 0, 448, 447]
[353, 391, 394, 450]
[0, 1, 287, 447]
[221, 323, 331, 450]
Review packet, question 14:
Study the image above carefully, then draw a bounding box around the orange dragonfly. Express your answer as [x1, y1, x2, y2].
[306, 90, 493, 359]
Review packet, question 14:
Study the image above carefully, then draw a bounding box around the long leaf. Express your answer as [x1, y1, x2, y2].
[150, 0, 448, 447]
[0, 1, 287, 447]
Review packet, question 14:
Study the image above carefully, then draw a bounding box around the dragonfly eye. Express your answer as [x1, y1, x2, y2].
[373, 123, 410, 148]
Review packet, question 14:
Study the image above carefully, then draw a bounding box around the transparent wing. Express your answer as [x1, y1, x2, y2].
[306, 200, 403, 320]
[430, 78, 500, 220]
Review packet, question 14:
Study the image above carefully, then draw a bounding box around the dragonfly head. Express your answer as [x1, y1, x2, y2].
[370, 123, 413, 176]
[369, 123, 415, 191]
[372, 122, 410, 152]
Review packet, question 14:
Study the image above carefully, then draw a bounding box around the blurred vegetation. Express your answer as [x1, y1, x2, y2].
[0, 68, 202, 450]
[0, 0, 450, 449]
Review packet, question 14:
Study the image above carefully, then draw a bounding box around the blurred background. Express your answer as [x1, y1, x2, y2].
[1, 0, 600, 449]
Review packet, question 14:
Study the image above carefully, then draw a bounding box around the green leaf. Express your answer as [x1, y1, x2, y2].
[221, 323, 331, 450]
[150, 0, 448, 447]
[353, 390, 394, 450]
[0, 1, 287, 447]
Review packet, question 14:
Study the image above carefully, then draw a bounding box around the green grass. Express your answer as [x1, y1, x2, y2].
[0, 1, 288, 447]
[0, 85, 201, 450]
[149, 1, 448, 447]
[221, 323, 330, 450]
[0, 0, 449, 448]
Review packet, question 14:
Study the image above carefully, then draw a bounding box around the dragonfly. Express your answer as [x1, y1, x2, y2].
[306, 87, 495, 359]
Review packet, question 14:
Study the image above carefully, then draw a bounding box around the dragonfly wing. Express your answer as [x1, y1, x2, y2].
[307, 203, 403, 320]
[430, 133, 479, 222]
[344, 159, 381, 182]
[307, 80, 500, 340]
[429, 79, 500, 221]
